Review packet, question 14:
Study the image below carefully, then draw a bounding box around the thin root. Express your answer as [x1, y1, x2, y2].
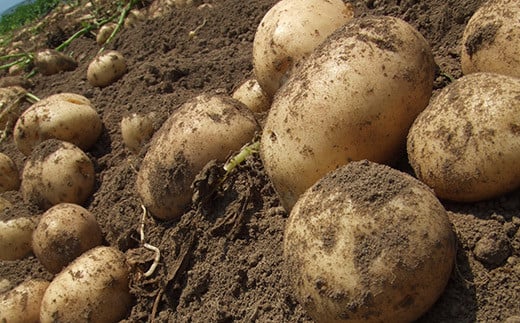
[140, 204, 161, 277]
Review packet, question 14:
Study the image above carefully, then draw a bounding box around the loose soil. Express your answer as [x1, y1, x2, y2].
[1, 0, 519, 322]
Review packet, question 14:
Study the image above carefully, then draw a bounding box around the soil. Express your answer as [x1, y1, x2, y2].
[1, 0, 520, 322]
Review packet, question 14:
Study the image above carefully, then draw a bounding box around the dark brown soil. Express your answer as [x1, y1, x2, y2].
[1, 0, 519, 322]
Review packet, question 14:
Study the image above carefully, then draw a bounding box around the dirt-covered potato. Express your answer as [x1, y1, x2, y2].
[461, 0, 520, 77]
[34, 49, 78, 76]
[124, 9, 146, 28]
[0, 279, 50, 323]
[261, 16, 435, 211]
[0, 152, 20, 192]
[87, 50, 127, 87]
[32, 203, 103, 274]
[21, 140, 96, 210]
[40, 246, 132, 323]
[13, 92, 102, 155]
[407, 72, 520, 202]
[284, 160, 456, 322]
[120, 112, 156, 153]
[232, 78, 271, 113]
[96, 22, 117, 45]
[253, 0, 354, 97]
[0, 85, 27, 132]
[0, 216, 38, 260]
[136, 94, 259, 220]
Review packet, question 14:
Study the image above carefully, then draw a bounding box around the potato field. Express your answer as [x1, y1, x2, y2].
[0, 0, 519, 322]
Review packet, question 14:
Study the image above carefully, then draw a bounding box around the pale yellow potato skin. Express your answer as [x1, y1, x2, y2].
[0, 279, 50, 323]
[232, 78, 271, 113]
[87, 50, 127, 87]
[284, 160, 456, 323]
[407, 72, 520, 202]
[21, 140, 96, 210]
[136, 94, 259, 220]
[32, 203, 103, 273]
[261, 16, 435, 211]
[120, 112, 156, 153]
[0, 152, 20, 193]
[0, 216, 38, 260]
[253, 0, 354, 97]
[40, 246, 132, 323]
[13, 92, 102, 156]
[461, 0, 520, 78]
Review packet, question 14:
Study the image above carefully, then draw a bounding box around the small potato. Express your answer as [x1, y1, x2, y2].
[21, 139, 96, 210]
[96, 22, 117, 45]
[284, 160, 456, 323]
[124, 9, 145, 28]
[260, 16, 435, 211]
[32, 203, 103, 274]
[40, 246, 132, 323]
[407, 72, 520, 202]
[136, 94, 259, 220]
[87, 50, 127, 87]
[232, 78, 271, 113]
[120, 112, 156, 153]
[0, 152, 20, 193]
[13, 92, 102, 155]
[0, 216, 38, 260]
[461, 0, 520, 78]
[34, 49, 78, 76]
[253, 0, 354, 97]
[0, 85, 27, 131]
[0, 279, 50, 323]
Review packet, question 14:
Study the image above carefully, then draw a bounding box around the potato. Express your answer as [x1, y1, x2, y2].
[120, 112, 156, 153]
[124, 9, 146, 29]
[0, 216, 38, 260]
[21, 139, 96, 210]
[0, 279, 50, 323]
[232, 78, 271, 113]
[34, 49, 78, 76]
[407, 72, 520, 202]
[0, 152, 20, 192]
[32, 203, 103, 274]
[284, 160, 456, 322]
[40, 246, 132, 323]
[252, 0, 354, 97]
[96, 22, 117, 45]
[136, 94, 259, 220]
[0, 85, 27, 132]
[13, 92, 102, 155]
[461, 0, 520, 78]
[260, 16, 435, 211]
[87, 50, 127, 87]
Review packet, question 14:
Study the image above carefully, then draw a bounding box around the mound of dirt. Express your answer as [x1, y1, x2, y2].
[1, 0, 519, 322]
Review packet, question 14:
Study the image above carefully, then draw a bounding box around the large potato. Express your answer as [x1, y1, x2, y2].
[14, 92, 102, 156]
[136, 94, 259, 220]
[0, 279, 50, 323]
[261, 16, 435, 211]
[253, 0, 354, 97]
[284, 160, 456, 323]
[461, 0, 520, 77]
[21, 139, 96, 210]
[32, 203, 103, 273]
[40, 246, 132, 323]
[407, 72, 520, 202]
[0, 216, 38, 260]
[0, 152, 20, 193]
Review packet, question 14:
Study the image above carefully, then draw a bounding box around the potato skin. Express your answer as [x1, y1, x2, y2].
[284, 160, 455, 323]
[21, 140, 96, 210]
[87, 50, 127, 87]
[40, 246, 132, 323]
[0, 216, 38, 260]
[261, 16, 435, 211]
[136, 94, 259, 220]
[407, 72, 520, 202]
[0, 279, 50, 323]
[253, 0, 354, 97]
[32, 203, 103, 273]
[461, 0, 520, 77]
[0, 152, 20, 193]
[14, 92, 102, 156]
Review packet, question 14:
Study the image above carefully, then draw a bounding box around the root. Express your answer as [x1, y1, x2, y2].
[140, 204, 161, 277]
